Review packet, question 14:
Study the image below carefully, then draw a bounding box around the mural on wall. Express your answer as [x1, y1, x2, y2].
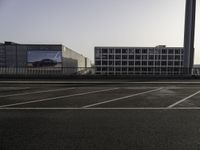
[27, 51, 62, 68]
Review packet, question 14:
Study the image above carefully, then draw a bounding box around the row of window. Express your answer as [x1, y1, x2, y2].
[96, 61, 183, 66]
[95, 48, 183, 54]
[96, 55, 183, 60]
[96, 67, 184, 72]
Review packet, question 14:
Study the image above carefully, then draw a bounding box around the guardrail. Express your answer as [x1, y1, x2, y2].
[0, 67, 199, 79]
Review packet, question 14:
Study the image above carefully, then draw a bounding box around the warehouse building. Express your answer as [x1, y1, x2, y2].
[0, 41, 91, 75]
[95, 45, 184, 75]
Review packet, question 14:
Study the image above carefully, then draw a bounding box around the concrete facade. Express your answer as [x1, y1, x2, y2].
[95, 46, 184, 75]
[0, 41, 91, 75]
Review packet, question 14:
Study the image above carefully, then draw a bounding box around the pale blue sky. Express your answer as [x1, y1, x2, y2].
[0, 0, 200, 64]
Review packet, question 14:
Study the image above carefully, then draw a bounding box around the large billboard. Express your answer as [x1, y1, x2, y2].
[27, 51, 62, 67]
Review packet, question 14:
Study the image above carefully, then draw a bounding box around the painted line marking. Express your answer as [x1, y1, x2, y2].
[167, 90, 200, 108]
[0, 87, 75, 98]
[82, 88, 163, 108]
[1, 107, 200, 110]
[0, 87, 30, 90]
[0, 88, 119, 108]
[1, 81, 200, 84]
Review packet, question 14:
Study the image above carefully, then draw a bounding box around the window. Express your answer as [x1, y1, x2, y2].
[102, 61, 107, 65]
[175, 49, 180, 54]
[135, 49, 141, 54]
[142, 68, 147, 71]
[129, 68, 134, 71]
[181, 49, 184, 54]
[168, 61, 173, 66]
[162, 55, 167, 60]
[149, 55, 154, 60]
[142, 55, 147, 60]
[135, 61, 140, 65]
[129, 61, 134, 65]
[162, 49, 167, 54]
[155, 55, 160, 60]
[142, 49, 147, 54]
[109, 61, 114, 65]
[95, 48, 101, 53]
[175, 55, 180, 60]
[95, 61, 101, 65]
[96, 67, 101, 71]
[135, 68, 140, 71]
[115, 55, 121, 59]
[129, 55, 134, 59]
[142, 61, 147, 65]
[168, 49, 174, 54]
[122, 55, 127, 59]
[168, 55, 173, 60]
[122, 61, 127, 65]
[102, 55, 107, 59]
[109, 67, 114, 71]
[136, 55, 141, 60]
[122, 68, 127, 71]
[116, 68, 121, 71]
[102, 67, 107, 71]
[102, 49, 108, 53]
[95, 50, 101, 58]
[155, 61, 160, 66]
[175, 61, 180, 66]
[109, 49, 114, 53]
[116, 49, 121, 53]
[161, 61, 167, 66]
[149, 49, 154, 54]
[109, 55, 114, 59]
[122, 49, 127, 53]
[148, 61, 153, 66]
[115, 61, 121, 65]
[129, 49, 134, 54]
[155, 49, 160, 54]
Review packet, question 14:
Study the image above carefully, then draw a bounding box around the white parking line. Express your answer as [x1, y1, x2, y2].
[1, 107, 200, 110]
[0, 87, 31, 91]
[0, 87, 75, 98]
[167, 90, 200, 108]
[1, 81, 200, 84]
[82, 88, 163, 108]
[0, 88, 119, 108]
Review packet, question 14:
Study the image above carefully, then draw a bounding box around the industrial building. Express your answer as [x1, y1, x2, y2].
[0, 41, 91, 75]
[95, 46, 184, 75]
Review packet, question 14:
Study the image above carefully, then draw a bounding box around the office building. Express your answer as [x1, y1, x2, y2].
[95, 46, 184, 75]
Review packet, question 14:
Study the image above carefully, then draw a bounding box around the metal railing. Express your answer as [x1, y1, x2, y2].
[0, 67, 199, 78]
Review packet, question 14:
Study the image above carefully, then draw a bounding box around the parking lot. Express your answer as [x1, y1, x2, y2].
[1, 80, 200, 150]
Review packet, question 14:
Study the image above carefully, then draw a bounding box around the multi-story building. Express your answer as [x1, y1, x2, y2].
[95, 45, 184, 75]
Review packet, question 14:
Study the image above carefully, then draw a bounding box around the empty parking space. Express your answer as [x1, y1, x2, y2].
[1, 81, 200, 150]
[173, 90, 200, 107]
[11, 88, 156, 108]
[89, 87, 200, 108]
[0, 83, 200, 109]
[0, 87, 119, 108]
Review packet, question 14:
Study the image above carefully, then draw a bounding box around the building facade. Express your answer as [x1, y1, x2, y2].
[95, 46, 184, 75]
[0, 41, 91, 75]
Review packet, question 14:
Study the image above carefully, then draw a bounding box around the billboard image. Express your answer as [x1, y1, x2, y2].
[27, 51, 62, 67]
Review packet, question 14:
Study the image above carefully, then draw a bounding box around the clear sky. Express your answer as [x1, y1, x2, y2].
[0, 0, 200, 64]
